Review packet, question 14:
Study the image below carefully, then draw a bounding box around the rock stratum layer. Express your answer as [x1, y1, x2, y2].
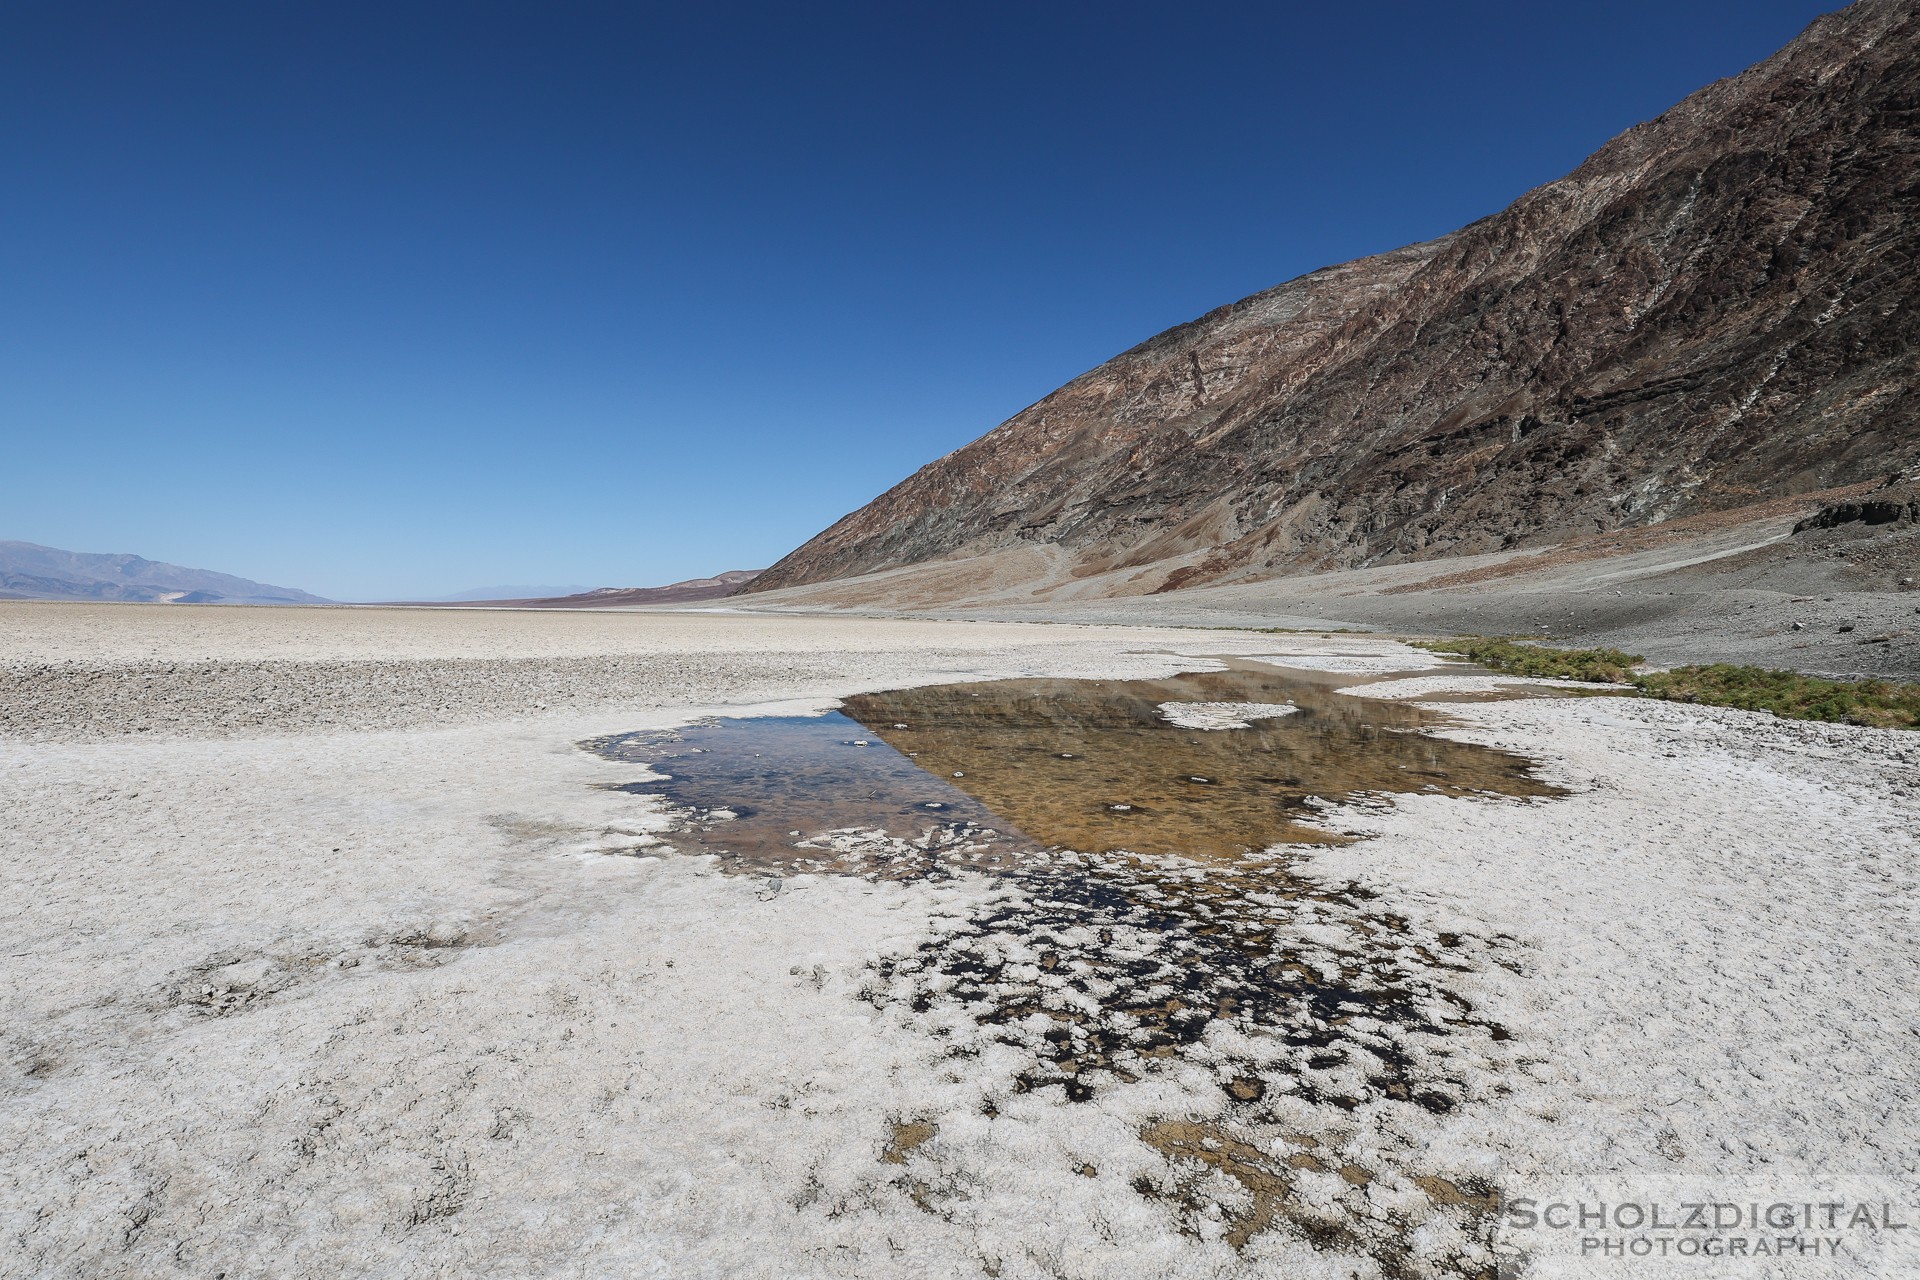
[752, 0, 1920, 597]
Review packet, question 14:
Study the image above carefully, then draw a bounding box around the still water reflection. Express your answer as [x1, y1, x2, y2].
[587, 662, 1559, 867]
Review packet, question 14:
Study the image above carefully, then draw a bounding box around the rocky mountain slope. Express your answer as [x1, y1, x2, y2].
[751, 0, 1920, 598]
[0, 541, 328, 604]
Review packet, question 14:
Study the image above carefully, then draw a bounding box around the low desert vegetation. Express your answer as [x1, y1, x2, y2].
[1415, 637, 1920, 730]
[1412, 636, 1644, 684]
[1633, 664, 1920, 730]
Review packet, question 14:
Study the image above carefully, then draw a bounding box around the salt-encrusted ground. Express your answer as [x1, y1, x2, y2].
[2, 605, 1914, 1278]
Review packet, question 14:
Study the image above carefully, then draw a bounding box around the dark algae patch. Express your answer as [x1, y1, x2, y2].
[865, 846, 1517, 1111]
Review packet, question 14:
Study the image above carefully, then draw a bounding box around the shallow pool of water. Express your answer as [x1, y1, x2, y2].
[586, 662, 1560, 868]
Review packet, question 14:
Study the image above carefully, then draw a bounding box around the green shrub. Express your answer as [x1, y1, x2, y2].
[1411, 637, 1643, 683]
[1631, 664, 1920, 730]
[1413, 635, 1919, 729]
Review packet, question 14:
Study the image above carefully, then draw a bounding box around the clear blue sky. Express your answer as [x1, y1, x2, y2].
[1, 1, 1840, 600]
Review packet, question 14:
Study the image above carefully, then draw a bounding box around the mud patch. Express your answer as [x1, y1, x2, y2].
[881, 1118, 938, 1165]
[159, 921, 497, 1017]
[1135, 1118, 1500, 1276]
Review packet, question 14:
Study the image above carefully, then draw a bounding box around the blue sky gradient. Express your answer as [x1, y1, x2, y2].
[1, 1, 1840, 600]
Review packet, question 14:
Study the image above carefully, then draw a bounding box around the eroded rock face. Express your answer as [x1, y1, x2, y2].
[1794, 481, 1920, 531]
[752, 0, 1920, 596]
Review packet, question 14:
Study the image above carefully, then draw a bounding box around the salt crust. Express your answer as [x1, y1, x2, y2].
[2, 612, 1915, 1277]
[1247, 651, 1447, 675]
[1338, 673, 1600, 699]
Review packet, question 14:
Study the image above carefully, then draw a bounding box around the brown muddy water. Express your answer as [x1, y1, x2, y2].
[585, 662, 1560, 869]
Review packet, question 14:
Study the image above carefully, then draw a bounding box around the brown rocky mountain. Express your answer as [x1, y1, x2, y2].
[750, 0, 1920, 599]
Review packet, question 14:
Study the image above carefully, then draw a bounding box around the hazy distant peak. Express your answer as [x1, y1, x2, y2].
[421, 571, 762, 608]
[433, 584, 593, 602]
[0, 541, 329, 605]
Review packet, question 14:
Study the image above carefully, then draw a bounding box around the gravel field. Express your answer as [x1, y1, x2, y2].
[2, 604, 1915, 1278]
[0, 603, 1217, 741]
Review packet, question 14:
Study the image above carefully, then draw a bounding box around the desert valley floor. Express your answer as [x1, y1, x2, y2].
[2, 603, 1916, 1278]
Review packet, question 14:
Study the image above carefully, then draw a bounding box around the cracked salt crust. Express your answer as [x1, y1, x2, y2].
[2, 612, 1915, 1278]
[1247, 651, 1448, 675]
[1298, 695, 1920, 1273]
[1337, 673, 1601, 699]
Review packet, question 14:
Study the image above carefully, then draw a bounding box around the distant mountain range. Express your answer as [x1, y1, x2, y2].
[0, 541, 329, 605]
[0, 543, 761, 610]
[424, 571, 761, 608]
[432, 584, 593, 602]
